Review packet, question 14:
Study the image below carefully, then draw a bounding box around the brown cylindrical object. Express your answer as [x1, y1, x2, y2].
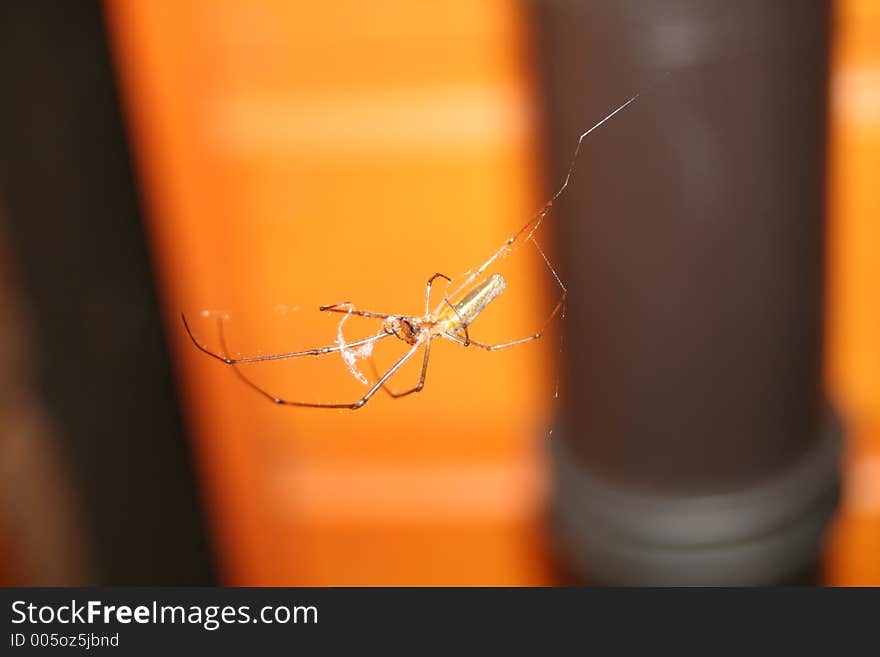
[532, 0, 839, 585]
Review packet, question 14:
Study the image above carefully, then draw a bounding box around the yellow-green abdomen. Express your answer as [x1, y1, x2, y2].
[436, 273, 506, 332]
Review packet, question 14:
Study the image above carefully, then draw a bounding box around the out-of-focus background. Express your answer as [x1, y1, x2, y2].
[0, 0, 877, 585]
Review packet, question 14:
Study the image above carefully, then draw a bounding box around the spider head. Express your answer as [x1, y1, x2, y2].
[383, 316, 421, 345]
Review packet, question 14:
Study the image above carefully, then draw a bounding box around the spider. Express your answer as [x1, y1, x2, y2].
[182, 93, 640, 409]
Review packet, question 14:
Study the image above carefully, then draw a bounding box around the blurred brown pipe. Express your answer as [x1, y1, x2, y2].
[531, 0, 839, 585]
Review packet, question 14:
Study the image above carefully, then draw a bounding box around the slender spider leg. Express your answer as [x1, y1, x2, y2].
[461, 231, 568, 352]
[425, 271, 471, 344]
[424, 273, 451, 317]
[216, 313, 421, 409]
[438, 92, 640, 312]
[319, 302, 394, 320]
[465, 291, 567, 351]
[369, 338, 432, 398]
[182, 312, 390, 365]
[443, 300, 470, 346]
[441, 331, 468, 346]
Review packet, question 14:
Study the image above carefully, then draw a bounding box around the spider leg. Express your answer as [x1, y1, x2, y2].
[424, 271, 470, 346]
[465, 233, 567, 352]
[369, 338, 432, 398]
[441, 331, 467, 346]
[216, 314, 420, 409]
[182, 312, 390, 364]
[442, 299, 470, 346]
[318, 302, 394, 320]
[441, 194, 554, 306]
[457, 290, 567, 352]
[441, 94, 639, 305]
[424, 273, 451, 317]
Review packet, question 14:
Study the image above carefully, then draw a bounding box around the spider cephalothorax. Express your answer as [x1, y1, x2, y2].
[383, 316, 422, 345]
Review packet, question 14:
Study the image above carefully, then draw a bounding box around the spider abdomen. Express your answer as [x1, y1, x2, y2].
[436, 273, 506, 332]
